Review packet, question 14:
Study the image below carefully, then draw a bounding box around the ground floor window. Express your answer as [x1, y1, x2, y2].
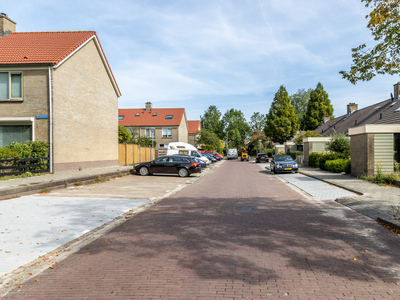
[162, 128, 172, 137]
[0, 125, 32, 147]
[159, 144, 168, 148]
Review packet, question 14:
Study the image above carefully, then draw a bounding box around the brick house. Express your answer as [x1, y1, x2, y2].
[0, 14, 121, 172]
[118, 102, 188, 149]
[187, 120, 200, 146]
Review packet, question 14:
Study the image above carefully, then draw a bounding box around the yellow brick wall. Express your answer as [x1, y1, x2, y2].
[52, 39, 118, 167]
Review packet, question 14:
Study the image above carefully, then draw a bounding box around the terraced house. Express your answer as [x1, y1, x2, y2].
[0, 14, 121, 172]
[119, 102, 189, 149]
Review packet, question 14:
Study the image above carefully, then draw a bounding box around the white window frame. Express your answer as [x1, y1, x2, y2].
[162, 127, 172, 137]
[145, 128, 155, 138]
[0, 71, 23, 100]
[0, 117, 35, 146]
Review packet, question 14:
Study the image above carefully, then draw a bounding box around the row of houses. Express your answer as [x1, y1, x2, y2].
[0, 14, 200, 172]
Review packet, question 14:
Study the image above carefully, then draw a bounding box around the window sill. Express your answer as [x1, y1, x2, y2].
[0, 99, 24, 103]
[162, 137, 172, 139]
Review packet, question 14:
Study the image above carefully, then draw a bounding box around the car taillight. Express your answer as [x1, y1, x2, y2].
[192, 162, 199, 166]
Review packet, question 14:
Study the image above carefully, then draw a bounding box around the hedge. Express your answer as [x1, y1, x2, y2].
[287, 151, 303, 160]
[308, 152, 321, 168]
[0, 141, 50, 159]
[325, 159, 351, 174]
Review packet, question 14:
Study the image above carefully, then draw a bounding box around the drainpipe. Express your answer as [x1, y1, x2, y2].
[48, 66, 53, 173]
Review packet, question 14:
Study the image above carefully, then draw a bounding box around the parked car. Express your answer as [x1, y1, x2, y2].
[202, 153, 217, 162]
[134, 155, 201, 177]
[270, 155, 298, 174]
[255, 153, 268, 163]
[201, 150, 223, 160]
[173, 154, 206, 168]
[227, 148, 238, 160]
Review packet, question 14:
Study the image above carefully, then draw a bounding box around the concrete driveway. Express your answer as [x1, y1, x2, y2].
[0, 163, 222, 280]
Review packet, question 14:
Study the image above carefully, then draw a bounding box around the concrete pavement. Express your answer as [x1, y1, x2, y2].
[3, 159, 400, 299]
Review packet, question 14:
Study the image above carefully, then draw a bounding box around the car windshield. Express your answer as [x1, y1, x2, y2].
[258, 153, 266, 156]
[274, 155, 293, 162]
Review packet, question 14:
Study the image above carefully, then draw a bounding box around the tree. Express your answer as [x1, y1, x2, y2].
[221, 109, 251, 148]
[290, 88, 312, 130]
[118, 125, 130, 143]
[136, 136, 157, 148]
[265, 86, 299, 144]
[200, 105, 223, 138]
[302, 83, 334, 131]
[326, 132, 350, 153]
[249, 129, 270, 152]
[340, 0, 400, 83]
[293, 130, 323, 146]
[196, 128, 220, 149]
[249, 112, 267, 131]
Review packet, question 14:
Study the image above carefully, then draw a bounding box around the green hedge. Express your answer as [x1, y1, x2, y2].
[308, 152, 321, 168]
[319, 152, 349, 170]
[0, 141, 50, 159]
[287, 151, 303, 160]
[325, 159, 351, 174]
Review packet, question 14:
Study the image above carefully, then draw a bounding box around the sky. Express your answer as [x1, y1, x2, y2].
[4, 0, 397, 121]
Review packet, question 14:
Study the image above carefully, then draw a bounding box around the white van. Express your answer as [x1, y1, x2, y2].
[227, 148, 238, 160]
[166, 142, 208, 164]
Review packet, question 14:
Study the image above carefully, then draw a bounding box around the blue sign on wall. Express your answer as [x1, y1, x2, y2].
[36, 115, 48, 119]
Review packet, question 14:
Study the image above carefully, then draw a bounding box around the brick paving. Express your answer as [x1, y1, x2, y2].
[4, 160, 400, 299]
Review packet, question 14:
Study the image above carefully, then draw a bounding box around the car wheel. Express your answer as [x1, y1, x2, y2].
[273, 167, 277, 174]
[178, 168, 189, 177]
[294, 170, 298, 173]
[139, 166, 149, 176]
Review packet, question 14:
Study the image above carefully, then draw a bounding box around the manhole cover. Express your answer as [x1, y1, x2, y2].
[235, 206, 259, 212]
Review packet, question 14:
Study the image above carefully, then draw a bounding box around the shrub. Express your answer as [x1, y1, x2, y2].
[118, 125, 131, 143]
[318, 152, 349, 170]
[276, 151, 285, 156]
[325, 159, 351, 174]
[287, 151, 303, 160]
[326, 132, 350, 153]
[308, 152, 321, 168]
[0, 147, 21, 159]
[266, 149, 273, 157]
[202, 145, 215, 151]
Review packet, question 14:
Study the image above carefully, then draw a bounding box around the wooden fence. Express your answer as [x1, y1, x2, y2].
[0, 157, 50, 177]
[118, 144, 156, 165]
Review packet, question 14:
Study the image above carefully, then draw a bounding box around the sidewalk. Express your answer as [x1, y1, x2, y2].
[0, 165, 133, 200]
[299, 166, 400, 228]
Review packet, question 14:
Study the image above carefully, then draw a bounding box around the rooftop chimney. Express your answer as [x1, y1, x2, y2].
[145, 102, 152, 111]
[394, 82, 400, 100]
[0, 13, 16, 37]
[347, 103, 358, 115]
[323, 114, 330, 123]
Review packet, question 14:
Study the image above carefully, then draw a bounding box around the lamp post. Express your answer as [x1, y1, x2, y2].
[150, 127, 155, 160]
[259, 139, 262, 153]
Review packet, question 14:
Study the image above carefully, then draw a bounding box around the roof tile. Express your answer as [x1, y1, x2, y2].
[119, 108, 185, 127]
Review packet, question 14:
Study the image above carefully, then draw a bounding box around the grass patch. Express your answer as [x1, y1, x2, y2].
[41, 188, 50, 193]
[74, 181, 82, 186]
[0, 172, 49, 181]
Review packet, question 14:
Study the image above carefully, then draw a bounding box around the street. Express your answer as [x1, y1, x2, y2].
[3, 159, 400, 299]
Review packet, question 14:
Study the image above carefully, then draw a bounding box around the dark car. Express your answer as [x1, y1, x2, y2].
[202, 153, 217, 162]
[134, 155, 201, 177]
[255, 153, 268, 163]
[270, 155, 298, 174]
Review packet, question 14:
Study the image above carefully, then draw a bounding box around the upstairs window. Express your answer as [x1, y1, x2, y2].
[153, 113, 157, 116]
[118, 116, 124, 120]
[146, 128, 155, 137]
[135, 113, 140, 116]
[162, 128, 172, 137]
[165, 115, 173, 120]
[0, 72, 22, 100]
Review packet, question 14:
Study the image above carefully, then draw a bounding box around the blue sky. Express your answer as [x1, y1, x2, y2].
[5, 0, 397, 121]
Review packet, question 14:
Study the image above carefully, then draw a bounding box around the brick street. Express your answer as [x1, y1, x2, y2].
[4, 160, 400, 299]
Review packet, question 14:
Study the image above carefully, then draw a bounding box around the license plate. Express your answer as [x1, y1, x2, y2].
[285, 168, 292, 170]
[261, 157, 265, 159]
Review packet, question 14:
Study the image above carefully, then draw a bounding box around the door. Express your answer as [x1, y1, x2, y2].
[394, 134, 400, 170]
[149, 156, 169, 173]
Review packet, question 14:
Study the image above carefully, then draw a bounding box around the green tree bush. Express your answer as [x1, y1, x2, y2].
[118, 125, 131, 143]
[326, 133, 350, 153]
[303, 83, 334, 131]
[200, 105, 223, 138]
[287, 151, 304, 160]
[290, 88, 312, 130]
[319, 152, 349, 170]
[265, 86, 299, 144]
[325, 159, 351, 174]
[308, 153, 321, 168]
[294, 130, 323, 145]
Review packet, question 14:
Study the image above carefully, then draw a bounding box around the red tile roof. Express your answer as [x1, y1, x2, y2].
[0, 31, 121, 96]
[188, 120, 200, 134]
[0, 31, 97, 64]
[119, 108, 185, 126]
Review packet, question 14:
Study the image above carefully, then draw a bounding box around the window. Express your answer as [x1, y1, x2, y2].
[118, 116, 124, 120]
[162, 128, 172, 137]
[0, 72, 22, 100]
[0, 125, 32, 147]
[153, 113, 157, 116]
[145, 128, 155, 137]
[165, 115, 173, 120]
[135, 113, 140, 116]
[159, 143, 168, 148]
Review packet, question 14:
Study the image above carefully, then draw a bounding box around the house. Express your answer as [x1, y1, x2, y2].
[0, 14, 121, 172]
[187, 120, 200, 146]
[118, 102, 189, 149]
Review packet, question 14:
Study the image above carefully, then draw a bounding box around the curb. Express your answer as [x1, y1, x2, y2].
[298, 171, 364, 195]
[377, 217, 400, 231]
[0, 170, 131, 200]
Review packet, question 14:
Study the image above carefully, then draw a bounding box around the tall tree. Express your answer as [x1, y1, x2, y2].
[265, 86, 299, 144]
[196, 128, 220, 149]
[302, 83, 334, 131]
[340, 0, 400, 83]
[200, 105, 223, 138]
[290, 88, 312, 130]
[221, 109, 251, 148]
[249, 112, 267, 131]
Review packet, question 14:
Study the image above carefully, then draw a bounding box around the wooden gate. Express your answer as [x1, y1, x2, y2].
[118, 144, 155, 165]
